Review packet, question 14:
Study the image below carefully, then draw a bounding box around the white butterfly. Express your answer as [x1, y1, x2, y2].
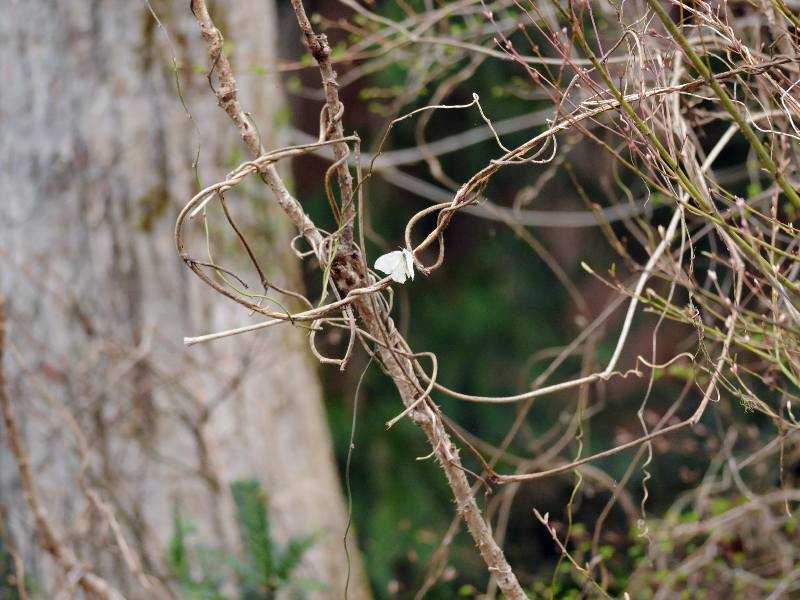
[374, 249, 415, 284]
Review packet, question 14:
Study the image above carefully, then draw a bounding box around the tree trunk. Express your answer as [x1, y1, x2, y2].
[0, 1, 370, 598]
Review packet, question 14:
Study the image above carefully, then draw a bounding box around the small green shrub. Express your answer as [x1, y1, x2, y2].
[165, 479, 319, 599]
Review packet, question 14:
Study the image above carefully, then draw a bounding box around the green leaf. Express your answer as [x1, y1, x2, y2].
[599, 545, 615, 560]
[231, 479, 274, 597]
[274, 534, 317, 581]
[166, 509, 193, 581]
[458, 584, 477, 596]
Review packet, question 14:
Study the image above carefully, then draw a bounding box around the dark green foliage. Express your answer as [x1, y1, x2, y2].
[231, 479, 317, 599]
[232, 479, 275, 598]
[165, 479, 318, 600]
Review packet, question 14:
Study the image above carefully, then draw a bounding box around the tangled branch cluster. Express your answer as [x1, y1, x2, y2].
[178, 0, 799, 597]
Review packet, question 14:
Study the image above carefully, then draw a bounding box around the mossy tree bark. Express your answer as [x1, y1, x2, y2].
[0, 2, 370, 598]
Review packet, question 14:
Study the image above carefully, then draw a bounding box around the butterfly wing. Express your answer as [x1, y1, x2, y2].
[402, 249, 415, 281]
[391, 260, 408, 283]
[375, 250, 413, 284]
[375, 250, 401, 274]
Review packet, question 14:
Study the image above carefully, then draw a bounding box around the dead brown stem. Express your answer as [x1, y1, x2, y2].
[0, 299, 127, 600]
